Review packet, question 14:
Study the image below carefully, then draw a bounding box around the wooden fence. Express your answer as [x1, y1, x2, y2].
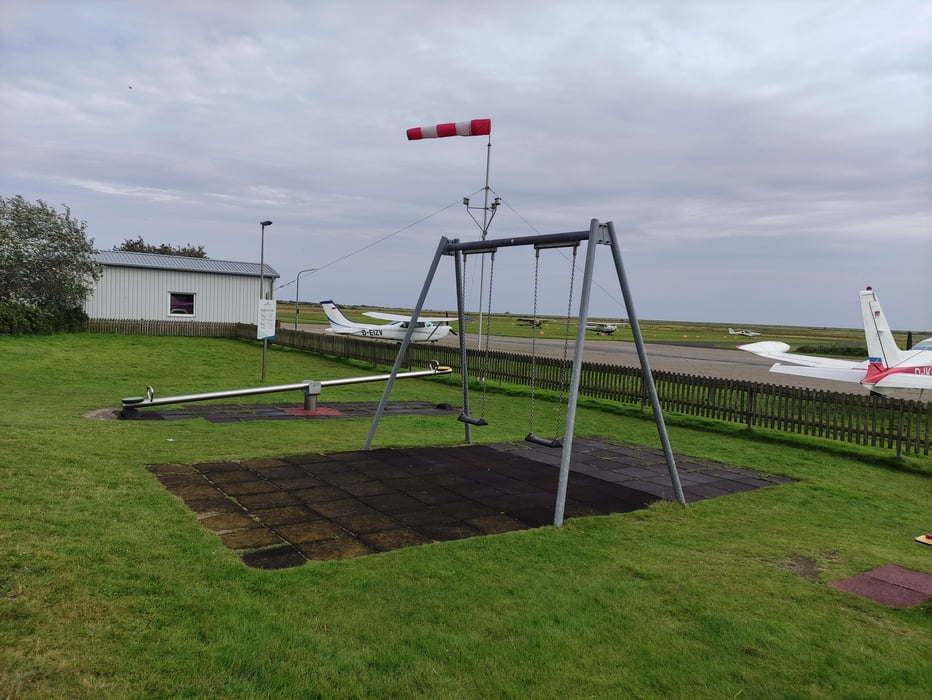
[261, 326, 931, 456]
[88, 320, 931, 455]
[87, 318, 241, 337]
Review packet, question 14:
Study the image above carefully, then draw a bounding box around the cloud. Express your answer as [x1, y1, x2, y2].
[1, 0, 929, 330]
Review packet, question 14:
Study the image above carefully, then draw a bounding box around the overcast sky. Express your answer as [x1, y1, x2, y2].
[2, 0, 930, 331]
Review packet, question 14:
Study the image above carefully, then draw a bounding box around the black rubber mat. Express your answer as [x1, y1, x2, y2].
[147, 438, 791, 569]
[122, 401, 456, 421]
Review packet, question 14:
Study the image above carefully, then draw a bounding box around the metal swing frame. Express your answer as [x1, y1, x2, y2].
[363, 219, 686, 525]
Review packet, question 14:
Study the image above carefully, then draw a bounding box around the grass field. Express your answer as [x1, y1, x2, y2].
[280, 301, 921, 350]
[2, 333, 930, 698]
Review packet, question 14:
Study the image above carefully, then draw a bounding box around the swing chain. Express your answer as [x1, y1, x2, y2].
[479, 251, 495, 419]
[528, 249, 541, 436]
[459, 252, 472, 411]
[555, 246, 578, 430]
[458, 251, 494, 427]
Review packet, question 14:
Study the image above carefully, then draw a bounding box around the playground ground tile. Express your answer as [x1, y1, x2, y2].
[147, 438, 790, 569]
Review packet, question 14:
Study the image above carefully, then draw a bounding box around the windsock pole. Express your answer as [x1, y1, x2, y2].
[481, 136, 491, 239]
[406, 118, 495, 350]
[476, 134, 492, 348]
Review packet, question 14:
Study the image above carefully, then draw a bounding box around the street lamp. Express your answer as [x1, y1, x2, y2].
[294, 267, 319, 330]
[259, 220, 272, 380]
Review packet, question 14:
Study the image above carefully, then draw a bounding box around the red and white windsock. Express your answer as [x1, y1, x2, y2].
[406, 118, 491, 141]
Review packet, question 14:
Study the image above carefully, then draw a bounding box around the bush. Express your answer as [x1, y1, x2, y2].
[795, 344, 867, 358]
[1, 195, 102, 321]
[56, 305, 89, 333]
[0, 301, 87, 335]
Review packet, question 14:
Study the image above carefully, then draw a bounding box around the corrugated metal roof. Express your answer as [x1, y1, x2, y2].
[93, 251, 279, 278]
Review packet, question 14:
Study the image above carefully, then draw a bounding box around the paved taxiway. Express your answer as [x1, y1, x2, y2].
[448, 332, 866, 394]
[294, 323, 897, 396]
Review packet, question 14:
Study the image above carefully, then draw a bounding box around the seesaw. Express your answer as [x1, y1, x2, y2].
[121, 361, 452, 411]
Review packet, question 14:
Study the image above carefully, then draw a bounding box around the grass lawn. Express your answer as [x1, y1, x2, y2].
[283, 301, 920, 350]
[1, 333, 930, 698]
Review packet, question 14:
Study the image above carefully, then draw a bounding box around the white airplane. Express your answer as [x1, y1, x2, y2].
[728, 327, 762, 337]
[739, 287, 932, 396]
[320, 300, 454, 343]
[585, 322, 619, 335]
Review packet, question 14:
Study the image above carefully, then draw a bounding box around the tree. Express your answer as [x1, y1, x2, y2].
[0, 195, 102, 334]
[114, 236, 207, 258]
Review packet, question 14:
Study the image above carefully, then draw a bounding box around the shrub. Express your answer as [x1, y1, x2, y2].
[0, 300, 87, 335]
[795, 344, 867, 358]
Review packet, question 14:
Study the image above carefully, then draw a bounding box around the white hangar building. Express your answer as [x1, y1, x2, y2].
[84, 251, 280, 324]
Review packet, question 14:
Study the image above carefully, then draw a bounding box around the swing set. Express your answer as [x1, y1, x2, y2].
[363, 219, 685, 525]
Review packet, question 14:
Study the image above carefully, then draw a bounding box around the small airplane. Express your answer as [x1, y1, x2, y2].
[516, 317, 546, 328]
[585, 322, 619, 335]
[320, 300, 454, 343]
[739, 287, 932, 396]
[728, 327, 762, 337]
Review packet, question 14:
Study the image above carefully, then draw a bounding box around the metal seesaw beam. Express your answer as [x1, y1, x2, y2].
[121, 363, 452, 409]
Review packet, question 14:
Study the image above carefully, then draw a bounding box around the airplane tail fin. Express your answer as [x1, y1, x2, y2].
[320, 300, 357, 330]
[859, 288, 907, 370]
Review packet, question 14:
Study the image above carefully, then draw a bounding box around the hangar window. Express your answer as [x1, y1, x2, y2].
[169, 292, 195, 316]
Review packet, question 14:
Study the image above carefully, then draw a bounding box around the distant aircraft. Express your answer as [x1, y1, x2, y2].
[728, 327, 762, 337]
[585, 322, 618, 335]
[320, 300, 453, 343]
[516, 318, 546, 328]
[739, 287, 932, 396]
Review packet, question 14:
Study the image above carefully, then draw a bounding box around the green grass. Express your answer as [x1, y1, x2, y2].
[281, 301, 923, 349]
[1, 333, 930, 698]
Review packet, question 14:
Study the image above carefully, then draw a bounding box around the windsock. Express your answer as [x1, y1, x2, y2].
[406, 118, 491, 141]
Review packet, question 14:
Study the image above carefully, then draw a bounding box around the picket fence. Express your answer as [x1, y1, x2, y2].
[86, 318, 240, 337]
[86, 319, 931, 455]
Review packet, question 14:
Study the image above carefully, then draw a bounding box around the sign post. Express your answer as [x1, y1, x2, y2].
[258, 299, 276, 381]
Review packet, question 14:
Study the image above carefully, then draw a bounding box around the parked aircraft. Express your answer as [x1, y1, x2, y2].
[585, 322, 618, 335]
[516, 318, 546, 328]
[320, 300, 453, 343]
[728, 327, 762, 337]
[739, 288, 932, 396]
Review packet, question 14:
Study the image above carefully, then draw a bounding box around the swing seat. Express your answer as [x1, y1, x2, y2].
[458, 413, 488, 426]
[525, 432, 562, 448]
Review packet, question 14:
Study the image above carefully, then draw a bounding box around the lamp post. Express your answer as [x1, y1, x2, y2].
[294, 267, 319, 330]
[259, 220, 272, 381]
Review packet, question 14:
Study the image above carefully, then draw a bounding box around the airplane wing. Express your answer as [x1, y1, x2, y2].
[738, 342, 866, 370]
[768, 364, 866, 384]
[363, 311, 454, 323]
